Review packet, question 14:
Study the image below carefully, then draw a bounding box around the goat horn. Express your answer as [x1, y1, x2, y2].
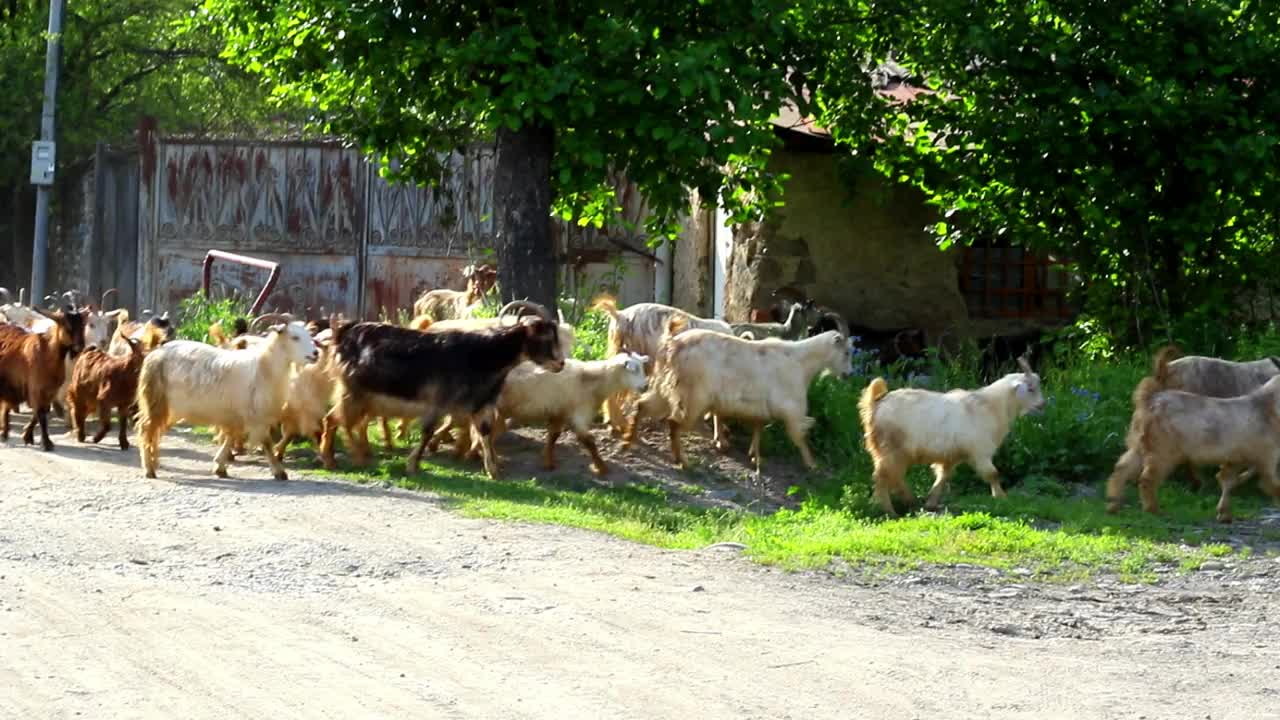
[0, 287, 10, 304]
[18, 287, 26, 305]
[498, 300, 555, 324]
[250, 312, 294, 332]
[100, 288, 118, 310]
[1017, 355, 1034, 374]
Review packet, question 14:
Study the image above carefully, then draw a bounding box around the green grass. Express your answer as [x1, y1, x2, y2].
[277, 420, 1270, 584]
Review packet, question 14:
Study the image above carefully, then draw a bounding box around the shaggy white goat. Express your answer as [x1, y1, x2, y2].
[624, 320, 852, 474]
[858, 356, 1044, 517]
[136, 321, 318, 480]
[490, 352, 649, 475]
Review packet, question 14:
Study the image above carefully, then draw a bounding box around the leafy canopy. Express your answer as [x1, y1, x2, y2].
[196, 0, 820, 240]
[0, 0, 294, 188]
[815, 0, 1280, 343]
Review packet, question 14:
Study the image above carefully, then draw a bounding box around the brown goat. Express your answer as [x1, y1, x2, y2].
[1105, 351, 1280, 522]
[66, 339, 145, 450]
[0, 306, 87, 450]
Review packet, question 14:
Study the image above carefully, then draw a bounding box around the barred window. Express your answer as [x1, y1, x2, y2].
[960, 239, 1072, 320]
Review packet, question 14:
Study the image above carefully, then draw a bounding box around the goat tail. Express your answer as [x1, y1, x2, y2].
[1131, 376, 1160, 415]
[589, 294, 620, 320]
[208, 321, 227, 347]
[135, 354, 169, 435]
[858, 377, 890, 451]
[1151, 345, 1181, 386]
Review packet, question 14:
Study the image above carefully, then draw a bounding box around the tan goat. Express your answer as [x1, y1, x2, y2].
[1105, 352, 1280, 522]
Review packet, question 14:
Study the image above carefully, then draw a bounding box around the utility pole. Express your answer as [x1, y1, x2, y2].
[29, 0, 66, 305]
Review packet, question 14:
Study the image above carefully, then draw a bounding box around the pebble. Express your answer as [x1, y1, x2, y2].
[1199, 561, 1226, 572]
[691, 585, 706, 592]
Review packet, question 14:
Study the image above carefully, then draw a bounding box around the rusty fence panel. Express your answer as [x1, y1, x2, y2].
[135, 135, 661, 319]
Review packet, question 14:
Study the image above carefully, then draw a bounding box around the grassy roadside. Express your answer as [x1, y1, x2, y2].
[287, 424, 1269, 584]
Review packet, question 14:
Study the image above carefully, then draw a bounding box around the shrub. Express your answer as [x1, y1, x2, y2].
[176, 293, 249, 343]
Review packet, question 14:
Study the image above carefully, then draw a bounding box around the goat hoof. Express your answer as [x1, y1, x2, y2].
[41, 441, 54, 452]
[215, 467, 229, 478]
[119, 441, 130, 452]
[591, 464, 608, 477]
[144, 470, 157, 479]
[273, 471, 289, 482]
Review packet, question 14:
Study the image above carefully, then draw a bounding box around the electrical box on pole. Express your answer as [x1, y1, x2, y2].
[30, 141, 56, 186]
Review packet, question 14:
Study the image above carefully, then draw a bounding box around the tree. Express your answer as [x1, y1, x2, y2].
[814, 0, 1280, 345]
[197, 0, 821, 308]
[0, 0, 297, 291]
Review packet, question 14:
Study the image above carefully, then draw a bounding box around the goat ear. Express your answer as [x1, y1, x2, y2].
[1017, 355, 1034, 374]
[636, 354, 650, 367]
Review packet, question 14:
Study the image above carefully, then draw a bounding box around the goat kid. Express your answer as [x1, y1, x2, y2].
[491, 352, 649, 476]
[66, 339, 145, 450]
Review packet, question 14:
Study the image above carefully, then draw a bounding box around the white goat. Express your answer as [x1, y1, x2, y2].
[136, 321, 318, 480]
[590, 294, 734, 443]
[625, 319, 852, 474]
[490, 352, 649, 475]
[274, 329, 337, 462]
[858, 356, 1045, 517]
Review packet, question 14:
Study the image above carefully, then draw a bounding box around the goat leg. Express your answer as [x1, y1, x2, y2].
[380, 416, 395, 451]
[406, 412, 441, 475]
[116, 405, 129, 451]
[37, 407, 53, 452]
[668, 420, 686, 469]
[262, 437, 289, 481]
[543, 420, 563, 471]
[1, 403, 9, 440]
[92, 404, 111, 445]
[576, 427, 608, 477]
[274, 431, 293, 462]
[475, 413, 501, 479]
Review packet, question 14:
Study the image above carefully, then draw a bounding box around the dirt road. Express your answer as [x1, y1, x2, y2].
[3, 430, 1278, 719]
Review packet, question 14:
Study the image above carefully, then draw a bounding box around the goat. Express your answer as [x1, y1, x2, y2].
[319, 313, 565, 479]
[0, 306, 88, 450]
[136, 321, 319, 480]
[408, 301, 575, 457]
[624, 318, 852, 474]
[491, 352, 649, 475]
[731, 300, 816, 341]
[1151, 345, 1280, 491]
[1105, 353, 1280, 522]
[590, 294, 734, 443]
[108, 311, 174, 357]
[411, 263, 499, 321]
[858, 355, 1045, 517]
[66, 339, 145, 450]
[274, 328, 338, 462]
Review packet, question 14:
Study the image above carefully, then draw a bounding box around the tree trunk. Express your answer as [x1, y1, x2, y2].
[493, 123, 556, 311]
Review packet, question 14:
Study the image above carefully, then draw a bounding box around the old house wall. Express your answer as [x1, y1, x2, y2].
[724, 149, 969, 337]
